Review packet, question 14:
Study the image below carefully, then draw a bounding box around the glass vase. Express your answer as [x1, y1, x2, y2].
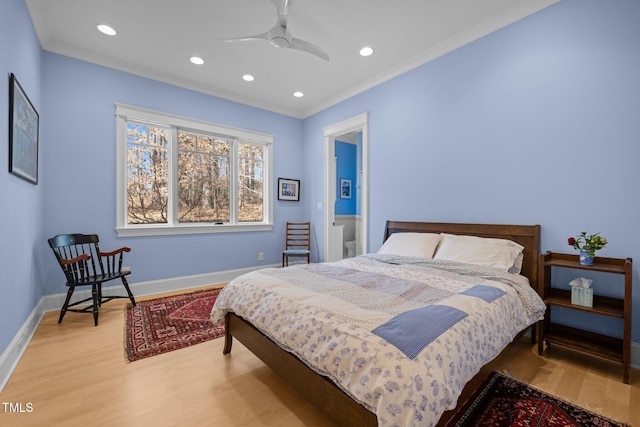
[579, 249, 594, 266]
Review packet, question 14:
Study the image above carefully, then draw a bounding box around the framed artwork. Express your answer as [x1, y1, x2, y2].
[340, 178, 352, 199]
[9, 73, 39, 185]
[278, 178, 300, 201]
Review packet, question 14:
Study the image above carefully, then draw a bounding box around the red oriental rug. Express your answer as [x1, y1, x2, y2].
[446, 371, 629, 427]
[125, 288, 225, 362]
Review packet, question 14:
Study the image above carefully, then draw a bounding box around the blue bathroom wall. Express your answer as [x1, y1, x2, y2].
[335, 140, 357, 215]
[356, 132, 362, 216]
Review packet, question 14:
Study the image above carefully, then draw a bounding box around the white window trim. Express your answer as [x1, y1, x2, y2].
[115, 103, 273, 237]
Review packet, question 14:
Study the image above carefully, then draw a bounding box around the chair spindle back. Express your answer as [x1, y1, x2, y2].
[286, 222, 311, 251]
[49, 234, 105, 284]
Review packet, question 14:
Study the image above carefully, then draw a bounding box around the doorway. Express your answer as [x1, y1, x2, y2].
[323, 113, 368, 262]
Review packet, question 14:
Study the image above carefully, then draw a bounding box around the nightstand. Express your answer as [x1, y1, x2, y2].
[537, 251, 632, 383]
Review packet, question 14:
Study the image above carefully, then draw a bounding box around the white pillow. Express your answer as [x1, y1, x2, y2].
[377, 232, 442, 259]
[509, 252, 525, 275]
[433, 234, 524, 272]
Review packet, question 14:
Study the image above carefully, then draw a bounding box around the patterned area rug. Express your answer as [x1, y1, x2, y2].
[125, 288, 225, 362]
[446, 371, 629, 426]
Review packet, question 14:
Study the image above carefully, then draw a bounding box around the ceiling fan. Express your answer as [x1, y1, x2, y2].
[224, 0, 330, 61]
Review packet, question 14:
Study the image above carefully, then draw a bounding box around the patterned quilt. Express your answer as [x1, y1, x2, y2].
[210, 254, 546, 427]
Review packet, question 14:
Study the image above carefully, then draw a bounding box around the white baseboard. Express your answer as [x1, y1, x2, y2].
[0, 263, 277, 392]
[0, 300, 45, 394]
[2, 263, 639, 392]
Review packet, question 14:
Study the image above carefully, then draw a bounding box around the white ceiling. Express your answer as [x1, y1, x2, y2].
[25, 0, 558, 119]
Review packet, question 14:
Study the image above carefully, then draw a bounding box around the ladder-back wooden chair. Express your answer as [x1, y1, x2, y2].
[282, 222, 311, 267]
[48, 233, 136, 326]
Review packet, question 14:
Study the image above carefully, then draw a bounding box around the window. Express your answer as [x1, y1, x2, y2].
[116, 104, 273, 236]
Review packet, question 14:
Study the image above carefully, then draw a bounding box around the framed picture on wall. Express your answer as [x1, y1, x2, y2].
[340, 178, 352, 199]
[278, 178, 300, 201]
[9, 73, 39, 185]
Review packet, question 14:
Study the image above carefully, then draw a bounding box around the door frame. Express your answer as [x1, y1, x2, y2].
[323, 113, 368, 261]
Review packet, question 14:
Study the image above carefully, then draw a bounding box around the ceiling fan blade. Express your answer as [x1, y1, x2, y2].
[290, 37, 330, 61]
[271, 0, 292, 28]
[223, 32, 270, 43]
[224, 0, 328, 61]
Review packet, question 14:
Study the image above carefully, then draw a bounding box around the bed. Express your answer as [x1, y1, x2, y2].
[210, 221, 545, 426]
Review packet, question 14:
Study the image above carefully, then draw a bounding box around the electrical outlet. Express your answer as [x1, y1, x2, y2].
[258, 252, 264, 261]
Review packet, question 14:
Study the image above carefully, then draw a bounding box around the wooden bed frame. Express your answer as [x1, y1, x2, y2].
[222, 221, 541, 426]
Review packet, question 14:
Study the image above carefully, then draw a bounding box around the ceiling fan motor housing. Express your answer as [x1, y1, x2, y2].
[269, 25, 290, 48]
[271, 36, 289, 48]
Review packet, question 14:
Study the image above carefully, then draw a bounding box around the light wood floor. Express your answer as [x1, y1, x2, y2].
[1, 286, 638, 426]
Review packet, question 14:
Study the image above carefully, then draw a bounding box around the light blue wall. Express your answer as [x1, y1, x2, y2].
[335, 140, 356, 215]
[1, 0, 306, 353]
[0, 0, 44, 354]
[303, 0, 640, 341]
[40, 53, 306, 292]
[3, 0, 640, 354]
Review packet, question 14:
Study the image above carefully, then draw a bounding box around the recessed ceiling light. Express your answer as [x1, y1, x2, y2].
[293, 91, 304, 98]
[97, 24, 117, 36]
[242, 74, 255, 82]
[190, 56, 204, 65]
[359, 46, 374, 57]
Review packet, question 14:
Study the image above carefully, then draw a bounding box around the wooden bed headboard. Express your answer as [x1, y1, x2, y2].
[383, 221, 541, 288]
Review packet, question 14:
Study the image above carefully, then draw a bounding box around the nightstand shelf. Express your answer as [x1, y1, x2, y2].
[542, 323, 623, 363]
[537, 251, 632, 383]
[544, 289, 624, 317]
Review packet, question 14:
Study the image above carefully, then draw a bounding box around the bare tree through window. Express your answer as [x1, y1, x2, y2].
[124, 117, 267, 227]
[126, 123, 168, 224]
[178, 132, 231, 223]
[238, 142, 264, 222]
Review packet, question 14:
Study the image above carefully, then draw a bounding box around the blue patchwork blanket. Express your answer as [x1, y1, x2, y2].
[211, 254, 546, 427]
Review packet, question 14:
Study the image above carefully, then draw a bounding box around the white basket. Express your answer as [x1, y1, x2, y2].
[571, 286, 593, 308]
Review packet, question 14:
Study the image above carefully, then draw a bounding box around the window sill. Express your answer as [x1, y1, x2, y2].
[115, 223, 273, 237]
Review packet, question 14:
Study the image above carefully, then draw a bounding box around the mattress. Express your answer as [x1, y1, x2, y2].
[211, 254, 546, 426]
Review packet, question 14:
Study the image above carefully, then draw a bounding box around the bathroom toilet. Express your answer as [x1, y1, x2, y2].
[344, 240, 356, 258]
